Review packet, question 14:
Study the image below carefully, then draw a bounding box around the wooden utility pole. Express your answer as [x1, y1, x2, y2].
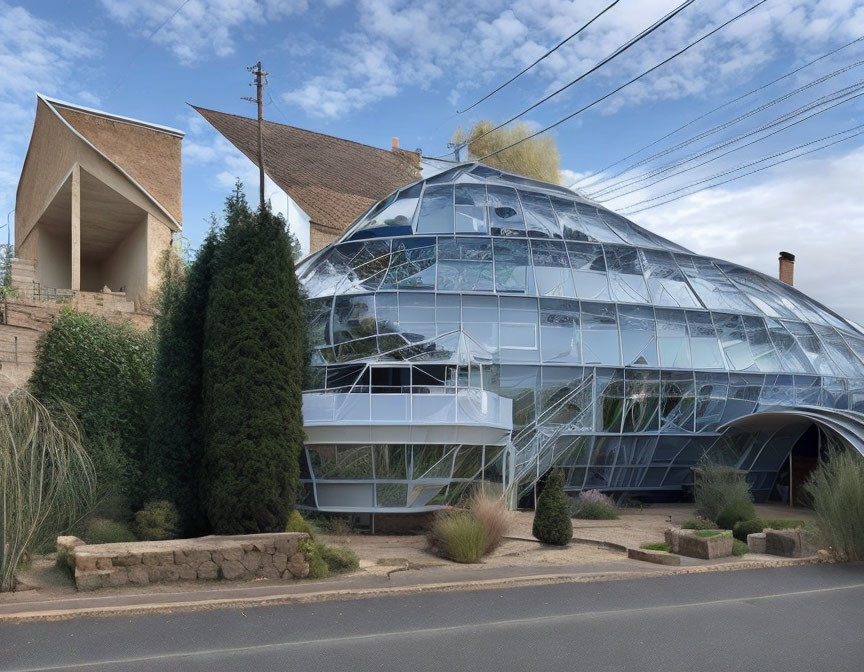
[243, 61, 268, 208]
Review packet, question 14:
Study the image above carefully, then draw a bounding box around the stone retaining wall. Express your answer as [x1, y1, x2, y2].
[61, 533, 311, 591]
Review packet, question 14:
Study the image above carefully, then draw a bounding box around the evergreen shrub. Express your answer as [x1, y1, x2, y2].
[694, 460, 754, 524]
[286, 510, 316, 538]
[732, 518, 766, 542]
[84, 519, 136, 544]
[532, 469, 573, 546]
[134, 501, 180, 541]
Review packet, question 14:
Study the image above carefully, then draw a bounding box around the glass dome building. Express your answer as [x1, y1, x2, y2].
[296, 162, 864, 513]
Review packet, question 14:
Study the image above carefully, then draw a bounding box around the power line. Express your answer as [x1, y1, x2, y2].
[592, 82, 864, 200]
[476, 0, 769, 162]
[573, 34, 864, 188]
[433, 0, 699, 158]
[586, 57, 864, 197]
[617, 122, 864, 209]
[619, 125, 864, 214]
[456, 0, 621, 114]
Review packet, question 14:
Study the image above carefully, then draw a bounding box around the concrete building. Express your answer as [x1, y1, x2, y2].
[193, 106, 421, 256]
[13, 95, 183, 308]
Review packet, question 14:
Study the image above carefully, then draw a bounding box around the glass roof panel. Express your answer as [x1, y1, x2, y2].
[639, 248, 701, 308]
[675, 255, 758, 313]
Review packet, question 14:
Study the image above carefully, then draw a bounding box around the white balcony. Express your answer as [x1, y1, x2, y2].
[303, 387, 513, 446]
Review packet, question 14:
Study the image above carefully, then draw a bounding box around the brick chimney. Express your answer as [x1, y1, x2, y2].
[392, 137, 399, 151]
[779, 251, 795, 286]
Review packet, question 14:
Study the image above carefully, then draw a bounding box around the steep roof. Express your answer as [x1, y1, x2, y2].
[192, 106, 421, 231]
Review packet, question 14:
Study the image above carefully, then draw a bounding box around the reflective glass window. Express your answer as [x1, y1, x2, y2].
[531, 239, 576, 297]
[794, 375, 822, 406]
[416, 184, 454, 233]
[572, 202, 624, 243]
[499, 297, 540, 362]
[566, 241, 610, 300]
[437, 237, 493, 292]
[604, 244, 650, 303]
[539, 298, 581, 364]
[455, 184, 488, 234]
[374, 446, 409, 479]
[494, 238, 534, 293]
[618, 304, 658, 367]
[306, 297, 333, 348]
[717, 263, 800, 319]
[742, 315, 783, 372]
[581, 302, 621, 365]
[597, 371, 626, 433]
[333, 295, 378, 344]
[822, 376, 849, 410]
[540, 368, 592, 429]
[623, 370, 660, 432]
[723, 374, 763, 424]
[462, 295, 499, 359]
[763, 317, 815, 374]
[656, 308, 692, 368]
[812, 325, 864, 377]
[352, 183, 420, 237]
[435, 294, 460, 335]
[639, 248, 700, 308]
[380, 237, 436, 290]
[518, 190, 560, 238]
[550, 197, 592, 242]
[695, 372, 729, 431]
[598, 210, 659, 248]
[782, 320, 843, 376]
[487, 185, 525, 236]
[397, 293, 435, 344]
[685, 311, 725, 369]
[758, 374, 796, 408]
[500, 365, 540, 428]
[660, 371, 695, 432]
[309, 446, 374, 479]
[713, 312, 756, 371]
[675, 255, 757, 313]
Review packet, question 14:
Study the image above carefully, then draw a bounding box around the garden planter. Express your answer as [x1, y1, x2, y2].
[664, 528, 733, 560]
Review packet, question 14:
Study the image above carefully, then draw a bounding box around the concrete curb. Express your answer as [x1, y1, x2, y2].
[0, 555, 827, 624]
[503, 535, 628, 553]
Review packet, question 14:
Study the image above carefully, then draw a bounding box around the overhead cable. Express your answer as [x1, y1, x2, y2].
[476, 0, 769, 162]
[456, 0, 622, 113]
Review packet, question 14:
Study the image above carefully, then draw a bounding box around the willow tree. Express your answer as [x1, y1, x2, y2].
[201, 186, 305, 534]
[452, 121, 561, 183]
[1, 391, 95, 591]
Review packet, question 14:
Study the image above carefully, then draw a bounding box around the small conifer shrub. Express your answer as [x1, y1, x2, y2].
[532, 469, 573, 546]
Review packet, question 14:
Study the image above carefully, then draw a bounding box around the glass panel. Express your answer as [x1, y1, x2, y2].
[598, 209, 660, 248]
[713, 312, 756, 371]
[462, 295, 499, 360]
[413, 446, 453, 479]
[539, 298, 581, 363]
[598, 371, 626, 433]
[675, 255, 757, 313]
[550, 197, 592, 242]
[742, 315, 783, 373]
[494, 238, 534, 294]
[764, 317, 815, 374]
[623, 370, 660, 432]
[758, 374, 795, 408]
[531, 239, 576, 297]
[499, 296, 539, 362]
[604, 244, 650, 303]
[352, 183, 420, 236]
[717, 263, 800, 319]
[455, 184, 488, 234]
[487, 185, 525, 236]
[639, 248, 700, 308]
[618, 304, 658, 367]
[821, 376, 848, 410]
[437, 237, 493, 292]
[539, 366, 588, 425]
[377, 484, 408, 508]
[695, 372, 729, 431]
[416, 184, 454, 234]
[572, 202, 624, 243]
[309, 446, 374, 479]
[452, 447, 483, 478]
[581, 302, 621, 365]
[566, 241, 610, 301]
[660, 371, 695, 432]
[518, 190, 560, 238]
[374, 445, 409, 479]
[380, 237, 436, 290]
[306, 297, 333, 348]
[333, 295, 378, 344]
[812, 325, 864, 377]
[782, 320, 843, 376]
[722, 374, 763, 424]
[500, 365, 540, 428]
[656, 308, 692, 368]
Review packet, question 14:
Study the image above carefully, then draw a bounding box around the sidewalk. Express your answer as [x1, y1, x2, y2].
[0, 549, 821, 623]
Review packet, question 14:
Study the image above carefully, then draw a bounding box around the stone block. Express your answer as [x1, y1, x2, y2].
[75, 570, 110, 592]
[75, 554, 99, 572]
[112, 553, 142, 567]
[147, 566, 180, 583]
[95, 557, 113, 570]
[272, 553, 288, 573]
[673, 530, 733, 560]
[260, 565, 282, 579]
[220, 560, 247, 580]
[241, 551, 262, 572]
[628, 548, 681, 566]
[127, 566, 149, 586]
[275, 537, 301, 557]
[765, 529, 816, 558]
[287, 552, 309, 578]
[219, 547, 243, 563]
[177, 565, 198, 581]
[142, 550, 174, 566]
[57, 536, 86, 555]
[747, 533, 767, 554]
[197, 561, 219, 580]
[107, 569, 129, 587]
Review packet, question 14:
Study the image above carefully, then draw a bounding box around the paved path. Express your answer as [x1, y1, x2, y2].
[2, 564, 863, 671]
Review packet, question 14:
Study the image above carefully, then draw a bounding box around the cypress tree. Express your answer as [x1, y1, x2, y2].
[202, 185, 305, 534]
[146, 227, 220, 535]
[532, 469, 573, 546]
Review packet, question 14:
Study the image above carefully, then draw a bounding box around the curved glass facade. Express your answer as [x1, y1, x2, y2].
[297, 163, 864, 512]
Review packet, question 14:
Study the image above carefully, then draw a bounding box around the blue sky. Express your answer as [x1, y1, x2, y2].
[2, 0, 863, 321]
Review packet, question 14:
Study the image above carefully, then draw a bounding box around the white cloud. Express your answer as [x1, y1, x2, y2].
[629, 145, 864, 324]
[99, 0, 309, 66]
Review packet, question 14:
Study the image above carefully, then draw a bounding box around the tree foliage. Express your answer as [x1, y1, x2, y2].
[453, 121, 561, 183]
[201, 185, 306, 534]
[146, 228, 219, 535]
[30, 309, 154, 517]
[532, 469, 573, 545]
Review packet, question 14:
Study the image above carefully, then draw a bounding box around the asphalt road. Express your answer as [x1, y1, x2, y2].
[2, 564, 863, 671]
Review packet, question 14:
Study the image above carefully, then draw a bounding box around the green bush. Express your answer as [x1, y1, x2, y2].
[763, 519, 808, 531]
[286, 510, 316, 538]
[681, 518, 717, 530]
[804, 449, 864, 561]
[301, 540, 328, 579]
[319, 544, 360, 573]
[202, 187, 306, 534]
[716, 494, 756, 530]
[570, 490, 618, 520]
[694, 460, 753, 525]
[30, 309, 155, 518]
[732, 539, 750, 556]
[694, 529, 730, 538]
[430, 510, 487, 563]
[641, 542, 669, 552]
[733, 519, 766, 542]
[84, 519, 136, 544]
[134, 501, 180, 541]
[533, 469, 573, 546]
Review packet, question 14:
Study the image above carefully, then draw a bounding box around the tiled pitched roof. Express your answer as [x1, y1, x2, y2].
[192, 106, 421, 232]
